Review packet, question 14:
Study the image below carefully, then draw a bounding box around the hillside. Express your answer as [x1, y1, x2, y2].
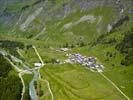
[0, 0, 133, 100]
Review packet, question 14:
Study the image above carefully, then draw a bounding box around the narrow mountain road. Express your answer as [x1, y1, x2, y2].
[64, 52, 130, 100]
[44, 79, 54, 100]
[4, 56, 22, 72]
[4, 57, 27, 100]
[19, 72, 25, 100]
[33, 46, 44, 65]
[38, 70, 54, 100]
[1, 51, 32, 100]
[99, 72, 131, 100]
[33, 46, 54, 100]
[16, 49, 24, 58]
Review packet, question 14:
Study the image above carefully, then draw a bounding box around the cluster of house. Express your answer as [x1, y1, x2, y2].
[65, 53, 104, 72]
[128, 9, 133, 14]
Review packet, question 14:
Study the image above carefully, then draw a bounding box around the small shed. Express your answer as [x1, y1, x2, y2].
[34, 63, 42, 67]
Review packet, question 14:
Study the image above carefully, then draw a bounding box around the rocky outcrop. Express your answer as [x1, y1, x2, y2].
[107, 15, 129, 33]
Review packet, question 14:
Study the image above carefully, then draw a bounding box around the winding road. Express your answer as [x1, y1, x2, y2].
[5, 57, 32, 100]
[33, 46, 54, 100]
[1, 46, 130, 100]
[38, 70, 54, 100]
[19, 72, 25, 100]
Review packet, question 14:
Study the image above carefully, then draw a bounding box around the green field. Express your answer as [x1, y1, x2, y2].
[0, 32, 132, 99]
[39, 64, 126, 100]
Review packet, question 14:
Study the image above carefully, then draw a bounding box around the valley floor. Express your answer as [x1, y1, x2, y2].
[0, 35, 132, 100]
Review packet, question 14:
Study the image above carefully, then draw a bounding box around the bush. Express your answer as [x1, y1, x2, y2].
[116, 30, 133, 66]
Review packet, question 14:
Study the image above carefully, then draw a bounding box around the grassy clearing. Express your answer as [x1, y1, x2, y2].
[39, 64, 126, 100]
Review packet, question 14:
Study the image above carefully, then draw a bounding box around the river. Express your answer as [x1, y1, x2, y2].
[29, 69, 39, 100]
[0, 49, 43, 100]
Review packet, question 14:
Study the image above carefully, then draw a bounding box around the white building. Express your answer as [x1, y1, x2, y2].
[34, 63, 43, 67]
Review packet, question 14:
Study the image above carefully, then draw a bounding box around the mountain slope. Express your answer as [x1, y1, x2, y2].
[0, 0, 133, 100]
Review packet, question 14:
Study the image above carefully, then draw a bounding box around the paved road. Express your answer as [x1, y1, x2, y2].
[99, 72, 130, 100]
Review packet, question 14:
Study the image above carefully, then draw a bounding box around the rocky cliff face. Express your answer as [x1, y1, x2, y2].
[0, 0, 132, 26]
[0, 0, 132, 44]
